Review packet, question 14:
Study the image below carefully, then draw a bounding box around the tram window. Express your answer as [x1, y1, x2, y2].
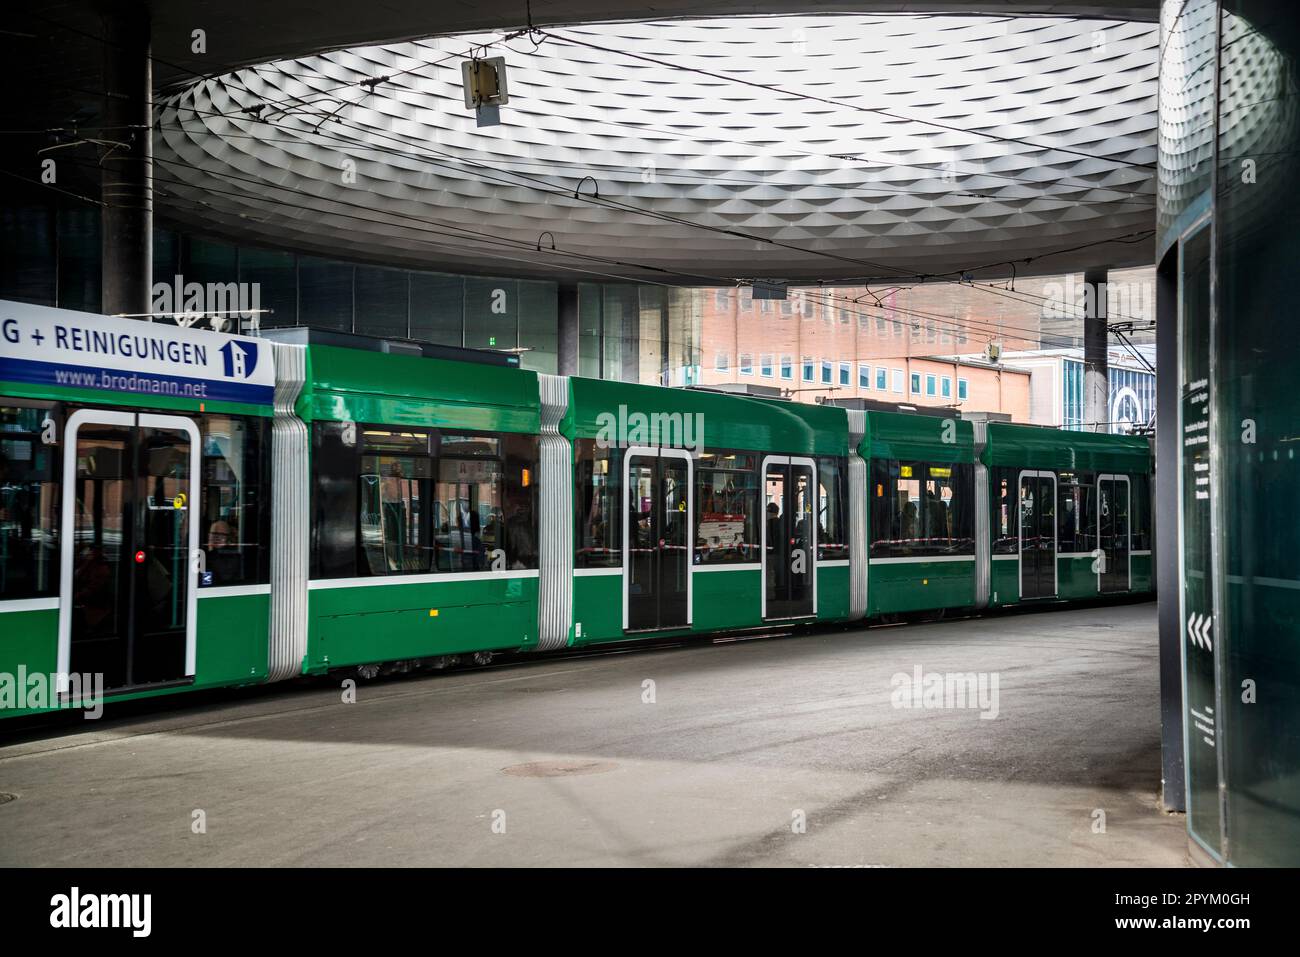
[358, 428, 434, 576]
[500, 433, 538, 569]
[0, 404, 59, 599]
[360, 454, 431, 574]
[870, 459, 974, 558]
[433, 432, 521, 573]
[575, 438, 622, 568]
[1131, 473, 1152, 550]
[695, 451, 758, 564]
[437, 433, 499, 457]
[312, 420, 360, 579]
[991, 470, 1016, 554]
[817, 457, 848, 561]
[1057, 472, 1082, 553]
[1077, 475, 1097, 552]
[199, 415, 269, 585]
[924, 465, 956, 548]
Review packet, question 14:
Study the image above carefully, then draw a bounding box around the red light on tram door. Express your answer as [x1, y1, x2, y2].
[135, 550, 146, 564]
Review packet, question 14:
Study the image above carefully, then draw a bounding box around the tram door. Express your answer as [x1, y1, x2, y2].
[1018, 471, 1057, 600]
[624, 450, 692, 632]
[59, 412, 200, 692]
[1097, 474, 1131, 593]
[763, 456, 816, 619]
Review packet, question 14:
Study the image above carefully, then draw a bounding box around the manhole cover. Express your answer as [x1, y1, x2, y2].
[503, 760, 617, 778]
[0, 793, 15, 806]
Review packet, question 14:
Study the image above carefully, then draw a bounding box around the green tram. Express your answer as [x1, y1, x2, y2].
[0, 301, 1153, 718]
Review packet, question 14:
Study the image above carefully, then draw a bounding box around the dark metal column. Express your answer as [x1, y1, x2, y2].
[556, 281, 579, 376]
[1083, 267, 1109, 432]
[100, 4, 152, 318]
[1155, 250, 1185, 812]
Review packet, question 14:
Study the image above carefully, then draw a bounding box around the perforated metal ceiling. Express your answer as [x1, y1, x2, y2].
[155, 15, 1158, 283]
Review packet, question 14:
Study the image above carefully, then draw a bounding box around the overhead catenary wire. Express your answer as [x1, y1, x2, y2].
[22, 14, 1156, 342]
[167, 70, 1159, 327]
[28, 16, 1158, 303]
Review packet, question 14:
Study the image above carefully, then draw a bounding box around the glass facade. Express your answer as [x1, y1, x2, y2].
[1061, 360, 1156, 433]
[0, 210, 560, 375]
[1159, 0, 1300, 865]
[577, 283, 701, 386]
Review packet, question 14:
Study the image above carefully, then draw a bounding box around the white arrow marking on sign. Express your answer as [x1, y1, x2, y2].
[1186, 612, 1213, 651]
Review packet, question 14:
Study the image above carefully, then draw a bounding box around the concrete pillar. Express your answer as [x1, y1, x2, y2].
[1155, 250, 1185, 812]
[1083, 267, 1110, 432]
[100, 4, 153, 318]
[556, 282, 579, 376]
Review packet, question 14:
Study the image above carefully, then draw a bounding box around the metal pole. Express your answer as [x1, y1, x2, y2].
[1084, 267, 1110, 432]
[100, 4, 152, 319]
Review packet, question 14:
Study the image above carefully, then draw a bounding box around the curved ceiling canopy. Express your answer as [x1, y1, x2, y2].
[156, 14, 1157, 284]
[136, 2, 1161, 87]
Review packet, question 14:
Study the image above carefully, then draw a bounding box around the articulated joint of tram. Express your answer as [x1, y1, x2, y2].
[535, 373, 574, 651]
[267, 342, 310, 682]
[846, 409, 869, 621]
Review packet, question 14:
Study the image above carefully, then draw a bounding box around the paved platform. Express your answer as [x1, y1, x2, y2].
[0, 602, 1187, 867]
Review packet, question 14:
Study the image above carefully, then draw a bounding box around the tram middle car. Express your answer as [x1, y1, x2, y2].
[0, 304, 1152, 718]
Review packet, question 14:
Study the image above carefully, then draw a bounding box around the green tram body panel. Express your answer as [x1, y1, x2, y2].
[0, 310, 275, 716]
[983, 422, 1154, 609]
[0, 592, 270, 720]
[0, 302, 1159, 719]
[982, 421, 1152, 473]
[869, 559, 976, 616]
[863, 409, 976, 464]
[565, 380, 848, 646]
[862, 411, 978, 616]
[299, 342, 543, 670]
[305, 343, 541, 434]
[565, 377, 847, 456]
[306, 576, 539, 670]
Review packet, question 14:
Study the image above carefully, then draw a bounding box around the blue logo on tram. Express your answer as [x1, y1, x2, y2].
[219, 340, 259, 379]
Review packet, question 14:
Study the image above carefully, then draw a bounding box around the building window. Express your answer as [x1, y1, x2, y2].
[942, 376, 952, 398]
[739, 288, 753, 312]
[761, 299, 772, 314]
[781, 299, 792, 316]
[780, 355, 793, 380]
[739, 354, 753, 375]
[715, 352, 729, 373]
[958, 378, 968, 400]
[760, 354, 773, 378]
[839, 362, 850, 386]
[802, 357, 814, 382]
[821, 360, 832, 384]
[859, 363, 870, 389]
[911, 372, 922, 395]
[926, 374, 937, 396]
[715, 288, 730, 310]
[876, 368, 887, 390]
[892, 369, 904, 393]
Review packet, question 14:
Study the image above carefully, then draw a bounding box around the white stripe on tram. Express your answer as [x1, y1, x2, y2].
[0, 597, 59, 614]
[308, 569, 540, 590]
[196, 583, 273, 599]
[871, 555, 977, 565]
